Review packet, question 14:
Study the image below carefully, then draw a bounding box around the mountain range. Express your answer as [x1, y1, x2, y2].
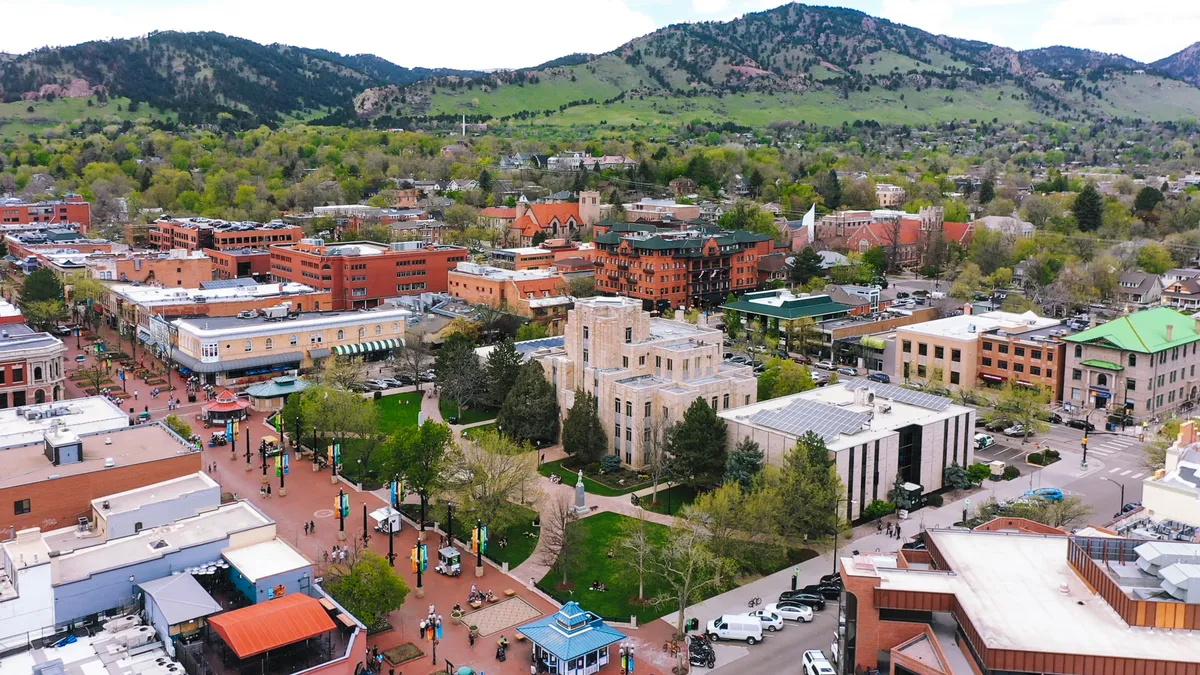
[4, 5, 1200, 129]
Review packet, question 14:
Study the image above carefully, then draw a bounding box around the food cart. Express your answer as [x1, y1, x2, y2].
[435, 546, 462, 576]
[369, 506, 402, 534]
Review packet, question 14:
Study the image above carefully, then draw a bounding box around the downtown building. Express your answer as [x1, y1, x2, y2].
[147, 216, 304, 252]
[0, 195, 91, 233]
[536, 296, 756, 468]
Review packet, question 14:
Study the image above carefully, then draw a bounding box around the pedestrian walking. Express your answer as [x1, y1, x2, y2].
[134, 390, 139, 400]
[310, 520, 315, 533]
[304, 522, 310, 535]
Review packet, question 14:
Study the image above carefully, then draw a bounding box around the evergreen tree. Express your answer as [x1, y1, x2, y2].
[1073, 184, 1104, 232]
[888, 473, 914, 510]
[478, 169, 493, 194]
[820, 170, 842, 209]
[561, 390, 607, 464]
[790, 246, 826, 284]
[779, 431, 842, 539]
[485, 339, 522, 407]
[726, 437, 764, 491]
[20, 268, 64, 305]
[497, 361, 558, 445]
[1133, 186, 1164, 213]
[666, 397, 729, 490]
[435, 333, 487, 417]
[978, 179, 995, 205]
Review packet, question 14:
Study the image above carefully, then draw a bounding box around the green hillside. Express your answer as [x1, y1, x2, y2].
[0, 97, 170, 139]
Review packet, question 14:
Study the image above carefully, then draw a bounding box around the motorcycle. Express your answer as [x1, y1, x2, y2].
[495, 646, 507, 662]
[687, 635, 715, 669]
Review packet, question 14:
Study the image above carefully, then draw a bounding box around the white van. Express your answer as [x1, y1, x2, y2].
[706, 614, 763, 645]
[803, 650, 835, 675]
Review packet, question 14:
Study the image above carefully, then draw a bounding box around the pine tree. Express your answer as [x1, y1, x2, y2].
[20, 268, 64, 305]
[978, 179, 995, 205]
[485, 339, 522, 407]
[726, 437, 764, 490]
[779, 431, 842, 539]
[1073, 183, 1103, 232]
[497, 361, 558, 445]
[822, 170, 842, 209]
[666, 398, 729, 490]
[561, 390, 607, 464]
[478, 169, 493, 194]
[790, 246, 826, 284]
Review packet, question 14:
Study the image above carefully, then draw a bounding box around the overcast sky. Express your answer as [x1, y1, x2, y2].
[3, 0, 1198, 71]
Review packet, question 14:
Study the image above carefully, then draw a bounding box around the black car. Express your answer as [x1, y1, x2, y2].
[819, 573, 843, 587]
[801, 583, 842, 600]
[1048, 412, 1063, 424]
[1065, 419, 1096, 431]
[777, 592, 826, 610]
[896, 291, 910, 299]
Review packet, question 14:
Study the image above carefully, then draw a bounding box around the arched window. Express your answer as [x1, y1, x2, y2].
[290, 334, 298, 346]
[358, 327, 366, 339]
[337, 329, 345, 340]
[244, 340, 252, 352]
[1128, 354, 1137, 367]
[392, 323, 400, 334]
[375, 324, 382, 336]
[1074, 345, 1083, 358]
[1097, 373, 1108, 387]
[33, 367, 42, 381]
[265, 338, 274, 351]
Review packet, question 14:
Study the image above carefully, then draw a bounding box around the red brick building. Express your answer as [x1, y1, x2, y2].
[0, 195, 91, 233]
[269, 239, 468, 309]
[592, 223, 773, 311]
[148, 217, 303, 252]
[205, 248, 273, 281]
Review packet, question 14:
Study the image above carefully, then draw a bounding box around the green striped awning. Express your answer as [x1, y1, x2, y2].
[331, 338, 404, 356]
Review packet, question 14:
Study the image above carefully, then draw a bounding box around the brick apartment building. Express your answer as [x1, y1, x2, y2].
[148, 217, 303, 252]
[977, 320, 1069, 400]
[84, 249, 213, 287]
[592, 224, 773, 311]
[448, 262, 572, 333]
[205, 248, 272, 281]
[841, 523, 1200, 675]
[269, 239, 468, 310]
[0, 195, 91, 233]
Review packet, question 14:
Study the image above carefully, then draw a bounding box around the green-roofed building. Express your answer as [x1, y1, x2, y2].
[721, 289, 851, 352]
[1062, 307, 1200, 420]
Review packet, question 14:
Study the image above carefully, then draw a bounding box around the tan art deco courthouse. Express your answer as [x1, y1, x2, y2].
[537, 296, 756, 468]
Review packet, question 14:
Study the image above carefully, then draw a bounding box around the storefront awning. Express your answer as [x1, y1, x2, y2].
[332, 338, 404, 356]
[859, 336, 887, 351]
[1081, 359, 1124, 371]
[980, 373, 1005, 383]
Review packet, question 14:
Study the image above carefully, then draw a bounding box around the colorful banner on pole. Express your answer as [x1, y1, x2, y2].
[233, 420, 240, 441]
[226, 420, 233, 441]
[481, 525, 488, 553]
[336, 492, 350, 518]
[275, 453, 290, 476]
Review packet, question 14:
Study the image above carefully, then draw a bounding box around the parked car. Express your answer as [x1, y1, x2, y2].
[724, 352, 735, 360]
[420, 371, 437, 383]
[54, 325, 73, 336]
[1048, 412, 1063, 424]
[974, 433, 996, 450]
[1121, 502, 1142, 513]
[1065, 419, 1095, 431]
[816, 360, 835, 370]
[812, 373, 830, 386]
[706, 615, 763, 644]
[368, 379, 392, 389]
[819, 572, 842, 586]
[803, 650, 836, 675]
[730, 356, 751, 365]
[348, 382, 370, 392]
[867, 373, 891, 384]
[975, 416, 989, 427]
[1025, 488, 1064, 502]
[1003, 424, 1028, 437]
[777, 592, 826, 610]
[792, 355, 811, 365]
[801, 583, 842, 600]
[895, 292, 910, 299]
[837, 367, 858, 377]
[764, 602, 814, 622]
[744, 609, 784, 632]
[985, 418, 1014, 432]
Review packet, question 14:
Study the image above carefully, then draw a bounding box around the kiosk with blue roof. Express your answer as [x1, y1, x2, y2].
[516, 602, 627, 675]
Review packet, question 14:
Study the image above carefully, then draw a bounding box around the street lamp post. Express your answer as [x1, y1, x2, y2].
[446, 502, 454, 545]
[1100, 476, 1126, 514]
[474, 518, 483, 578]
[413, 541, 424, 597]
[338, 488, 346, 534]
[421, 608, 441, 665]
[362, 502, 369, 546]
[619, 643, 635, 675]
[1080, 406, 1108, 470]
[832, 496, 857, 576]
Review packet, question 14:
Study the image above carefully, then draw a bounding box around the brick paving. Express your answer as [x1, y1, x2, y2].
[463, 597, 542, 637]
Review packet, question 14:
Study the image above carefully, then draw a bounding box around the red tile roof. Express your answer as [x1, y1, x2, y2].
[527, 203, 580, 227]
[942, 221, 973, 245]
[208, 594, 336, 659]
[479, 207, 516, 219]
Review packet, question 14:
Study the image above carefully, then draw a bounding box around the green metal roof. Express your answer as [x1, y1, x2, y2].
[721, 295, 851, 321]
[332, 338, 403, 356]
[1079, 359, 1124, 371]
[1063, 307, 1200, 354]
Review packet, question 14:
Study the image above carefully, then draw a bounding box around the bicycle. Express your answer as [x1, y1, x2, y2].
[747, 596, 762, 608]
[662, 640, 680, 656]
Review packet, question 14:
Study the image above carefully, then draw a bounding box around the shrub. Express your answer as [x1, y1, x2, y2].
[600, 454, 621, 474]
[163, 414, 193, 439]
[1027, 452, 1044, 466]
[1043, 449, 1060, 460]
[862, 499, 896, 520]
[926, 494, 944, 507]
[1002, 465, 1020, 481]
[967, 463, 992, 484]
[373, 391, 382, 401]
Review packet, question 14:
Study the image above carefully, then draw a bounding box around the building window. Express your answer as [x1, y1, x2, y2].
[202, 343, 219, 358]
[999, 344, 1009, 354]
[902, 340, 911, 353]
[244, 340, 252, 352]
[723, 393, 730, 409]
[950, 371, 960, 385]
[983, 341, 993, 351]
[1097, 373, 1108, 387]
[615, 397, 621, 413]
[666, 359, 673, 371]
[583, 327, 589, 339]
[375, 325, 382, 336]
[917, 365, 926, 377]
[265, 338, 273, 351]
[644, 402, 651, 418]
[982, 357, 992, 367]
[625, 327, 632, 343]
[1075, 345, 1083, 358]
[1015, 347, 1025, 357]
[951, 349, 961, 362]
[358, 327, 366, 339]
[393, 323, 400, 334]
[33, 367, 42, 382]
[639, 355, 646, 366]
[1013, 363, 1024, 373]
[1072, 369, 1082, 381]
[337, 329, 345, 340]
[918, 343, 927, 356]
[998, 360, 1008, 370]
[14, 499, 30, 515]
[290, 334, 298, 347]
[1129, 354, 1137, 367]
[934, 346, 944, 359]
[655, 356, 661, 368]
[583, 349, 589, 363]
[311, 333, 323, 345]
[745, 395, 751, 405]
[711, 396, 718, 409]
[1030, 365, 1040, 376]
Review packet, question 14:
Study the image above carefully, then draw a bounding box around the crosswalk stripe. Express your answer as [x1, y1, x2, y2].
[1131, 473, 1144, 479]
[1120, 469, 1133, 476]
[1109, 467, 1122, 473]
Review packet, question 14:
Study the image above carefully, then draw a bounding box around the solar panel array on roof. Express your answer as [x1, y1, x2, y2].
[199, 278, 259, 290]
[748, 398, 872, 441]
[843, 379, 951, 411]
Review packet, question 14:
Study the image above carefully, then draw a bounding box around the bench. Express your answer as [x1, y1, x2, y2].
[470, 601, 483, 609]
[504, 589, 516, 597]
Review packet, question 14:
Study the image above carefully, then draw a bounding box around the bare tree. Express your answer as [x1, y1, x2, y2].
[647, 521, 732, 646]
[444, 429, 540, 529]
[539, 492, 582, 585]
[393, 342, 432, 391]
[644, 411, 674, 505]
[318, 354, 364, 390]
[77, 364, 108, 395]
[883, 218, 905, 272]
[618, 510, 655, 602]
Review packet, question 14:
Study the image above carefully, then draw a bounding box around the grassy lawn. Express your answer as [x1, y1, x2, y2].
[537, 459, 651, 497]
[375, 392, 425, 435]
[398, 501, 540, 569]
[640, 485, 699, 516]
[461, 423, 495, 441]
[438, 398, 497, 425]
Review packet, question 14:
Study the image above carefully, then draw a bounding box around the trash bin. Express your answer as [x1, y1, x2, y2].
[1106, 422, 1118, 432]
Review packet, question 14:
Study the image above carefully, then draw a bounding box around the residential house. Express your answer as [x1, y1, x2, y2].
[973, 215, 1035, 239]
[1164, 277, 1200, 311]
[756, 253, 790, 286]
[668, 178, 697, 197]
[874, 183, 907, 207]
[1116, 271, 1164, 309]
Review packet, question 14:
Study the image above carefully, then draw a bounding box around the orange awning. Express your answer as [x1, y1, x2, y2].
[208, 594, 336, 659]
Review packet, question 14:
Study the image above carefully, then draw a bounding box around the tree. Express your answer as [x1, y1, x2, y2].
[716, 201, 778, 238]
[1136, 243, 1175, 275]
[842, 178, 877, 210]
[779, 431, 842, 540]
[942, 462, 971, 490]
[515, 322, 549, 341]
[435, 333, 487, 417]
[785, 316, 820, 355]
[561, 390, 607, 464]
[20, 268, 63, 305]
[324, 550, 410, 628]
[966, 463, 992, 484]
[443, 203, 479, 229]
[478, 169, 494, 195]
[861, 246, 888, 275]
[446, 428, 539, 528]
[643, 407, 674, 505]
[969, 496, 1093, 530]
[485, 339, 522, 408]
[76, 364, 108, 395]
[1073, 184, 1103, 232]
[967, 228, 1013, 276]
[497, 361, 558, 445]
[566, 276, 596, 298]
[950, 262, 985, 300]
[539, 491, 583, 585]
[685, 482, 747, 561]
[393, 342, 432, 392]
[722, 294, 741, 341]
[726, 437, 764, 491]
[646, 522, 732, 644]
[618, 511, 654, 601]
[1020, 194, 1061, 227]
[389, 420, 453, 526]
[978, 179, 995, 205]
[23, 300, 66, 332]
[819, 170, 842, 209]
[790, 247, 825, 284]
[887, 473, 914, 510]
[666, 398, 728, 490]
[66, 274, 107, 330]
[986, 383, 1050, 443]
[1133, 186, 1164, 214]
[318, 354, 363, 390]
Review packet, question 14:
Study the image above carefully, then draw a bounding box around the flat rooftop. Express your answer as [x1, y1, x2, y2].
[175, 306, 412, 337]
[452, 261, 562, 281]
[92, 471, 218, 517]
[0, 423, 197, 490]
[0, 397, 128, 450]
[52, 501, 271, 585]
[851, 529, 1200, 662]
[222, 538, 309, 581]
[646, 318, 716, 342]
[109, 281, 320, 305]
[0, 331, 62, 355]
